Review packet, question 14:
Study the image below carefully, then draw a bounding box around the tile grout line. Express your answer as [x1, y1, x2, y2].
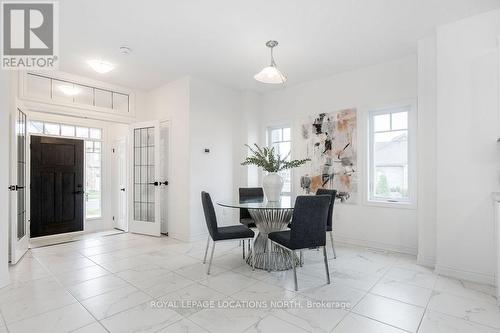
[0, 310, 11, 333]
[329, 253, 409, 332]
[31, 252, 112, 333]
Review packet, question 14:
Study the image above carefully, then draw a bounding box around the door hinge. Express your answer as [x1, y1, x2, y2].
[112, 148, 115, 153]
[112, 216, 115, 221]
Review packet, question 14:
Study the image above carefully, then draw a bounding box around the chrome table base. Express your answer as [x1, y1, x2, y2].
[245, 208, 299, 271]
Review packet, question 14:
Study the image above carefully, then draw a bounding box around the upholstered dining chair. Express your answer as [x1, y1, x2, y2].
[239, 187, 264, 258]
[268, 195, 331, 291]
[239, 187, 264, 228]
[201, 191, 255, 274]
[316, 188, 338, 259]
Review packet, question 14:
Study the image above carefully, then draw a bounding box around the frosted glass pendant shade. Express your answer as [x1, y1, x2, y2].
[254, 40, 287, 84]
[254, 65, 287, 84]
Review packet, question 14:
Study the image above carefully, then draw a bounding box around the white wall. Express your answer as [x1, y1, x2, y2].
[417, 36, 437, 267]
[189, 78, 243, 238]
[237, 91, 262, 189]
[0, 72, 11, 287]
[145, 77, 191, 240]
[144, 76, 246, 241]
[435, 9, 500, 284]
[260, 55, 419, 254]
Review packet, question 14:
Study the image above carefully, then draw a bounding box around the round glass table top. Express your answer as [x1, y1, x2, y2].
[217, 196, 294, 210]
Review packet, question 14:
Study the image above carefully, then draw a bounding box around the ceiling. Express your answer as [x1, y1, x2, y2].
[59, 0, 500, 92]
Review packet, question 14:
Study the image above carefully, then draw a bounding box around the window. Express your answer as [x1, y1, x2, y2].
[85, 141, 102, 219]
[267, 126, 292, 195]
[368, 106, 412, 204]
[28, 121, 103, 219]
[24, 73, 130, 113]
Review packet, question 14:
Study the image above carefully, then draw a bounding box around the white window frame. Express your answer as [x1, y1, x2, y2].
[366, 102, 417, 209]
[266, 125, 293, 196]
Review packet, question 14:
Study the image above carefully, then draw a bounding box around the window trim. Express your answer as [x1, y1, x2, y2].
[366, 102, 417, 209]
[266, 124, 293, 196]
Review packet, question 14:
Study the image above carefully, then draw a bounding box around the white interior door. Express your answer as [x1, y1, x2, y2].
[159, 121, 170, 234]
[10, 108, 29, 264]
[113, 138, 128, 231]
[129, 121, 161, 236]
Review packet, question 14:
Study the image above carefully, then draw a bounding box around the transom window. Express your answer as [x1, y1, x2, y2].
[28, 121, 103, 219]
[368, 106, 412, 204]
[25, 73, 130, 113]
[267, 126, 292, 195]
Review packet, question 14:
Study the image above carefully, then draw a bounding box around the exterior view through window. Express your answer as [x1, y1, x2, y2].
[369, 107, 410, 203]
[268, 126, 292, 195]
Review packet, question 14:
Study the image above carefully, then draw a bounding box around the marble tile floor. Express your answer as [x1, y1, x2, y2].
[1, 232, 498, 333]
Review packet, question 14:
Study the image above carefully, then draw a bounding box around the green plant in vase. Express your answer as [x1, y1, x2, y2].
[241, 144, 310, 201]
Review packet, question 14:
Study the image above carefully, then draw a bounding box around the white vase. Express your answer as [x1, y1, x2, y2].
[263, 172, 284, 202]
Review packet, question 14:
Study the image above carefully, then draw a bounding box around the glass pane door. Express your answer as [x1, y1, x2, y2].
[16, 109, 26, 240]
[10, 108, 29, 264]
[133, 127, 156, 222]
[129, 121, 161, 236]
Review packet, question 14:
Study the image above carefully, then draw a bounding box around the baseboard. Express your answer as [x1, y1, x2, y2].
[435, 264, 495, 285]
[187, 232, 209, 242]
[417, 254, 436, 268]
[333, 234, 418, 256]
[167, 231, 190, 242]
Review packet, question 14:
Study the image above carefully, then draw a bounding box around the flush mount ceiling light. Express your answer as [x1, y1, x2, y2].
[254, 40, 287, 84]
[87, 59, 115, 74]
[58, 84, 81, 96]
[119, 46, 132, 55]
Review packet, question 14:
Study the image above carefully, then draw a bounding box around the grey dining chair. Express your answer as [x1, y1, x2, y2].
[239, 187, 263, 259]
[268, 195, 331, 291]
[316, 188, 338, 258]
[201, 191, 255, 274]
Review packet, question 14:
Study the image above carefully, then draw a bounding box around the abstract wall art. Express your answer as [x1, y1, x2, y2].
[300, 108, 357, 202]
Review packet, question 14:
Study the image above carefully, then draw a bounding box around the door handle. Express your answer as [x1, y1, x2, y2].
[148, 182, 159, 186]
[8, 185, 24, 191]
[73, 190, 84, 195]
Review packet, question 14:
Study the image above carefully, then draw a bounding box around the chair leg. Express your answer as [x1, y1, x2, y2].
[267, 239, 272, 272]
[323, 246, 331, 284]
[329, 231, 337, 259]
[299, 251, 303, 267]
[203, 236, 210, 264]
[292, 250, 299, 291]
[207, 242, 216, 275]
[242, 240, 245, 259]
[251, 239, 255, 271]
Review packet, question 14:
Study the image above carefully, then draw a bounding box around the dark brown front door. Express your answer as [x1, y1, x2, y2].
[30, 136, 84, 238]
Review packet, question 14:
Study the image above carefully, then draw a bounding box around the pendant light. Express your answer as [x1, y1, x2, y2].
[254, 40, 287, 84]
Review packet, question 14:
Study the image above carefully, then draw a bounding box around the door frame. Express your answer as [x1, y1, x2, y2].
[112, 136, 129, 232]
[159, 120, 171, 235]
[128, 120, 161, 236]
[9, 107, 29, 264]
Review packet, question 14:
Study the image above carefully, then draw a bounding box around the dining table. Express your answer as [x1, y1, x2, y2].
[217, 196, 299, 271]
